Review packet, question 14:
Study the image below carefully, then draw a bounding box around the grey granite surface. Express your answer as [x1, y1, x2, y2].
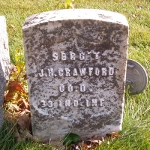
[0, 16, 10, 129]
[23, 9, 129, 141]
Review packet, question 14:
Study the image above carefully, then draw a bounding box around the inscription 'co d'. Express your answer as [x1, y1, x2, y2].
[59, 84, 86, 93]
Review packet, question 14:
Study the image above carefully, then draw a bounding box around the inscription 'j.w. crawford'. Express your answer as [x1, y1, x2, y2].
[38, 67, 114, 77]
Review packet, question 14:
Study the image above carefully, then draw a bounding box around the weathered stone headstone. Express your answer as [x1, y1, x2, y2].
[23, 9, 129, 141]
[0, 16, 10, 129]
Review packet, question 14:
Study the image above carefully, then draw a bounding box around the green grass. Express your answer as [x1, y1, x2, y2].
[0, 0, 150, 149]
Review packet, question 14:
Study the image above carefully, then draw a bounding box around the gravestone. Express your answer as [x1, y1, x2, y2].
[23, 9, 129, 141]
[0, 16, 10, 129]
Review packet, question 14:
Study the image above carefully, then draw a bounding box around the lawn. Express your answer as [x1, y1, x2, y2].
[0, 0, 150, 149]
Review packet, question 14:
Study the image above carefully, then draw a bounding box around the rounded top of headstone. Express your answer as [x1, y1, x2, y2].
[0, 16, 6, 28]
[23, 9, 128, 30]
[0, 16, 5, 19]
